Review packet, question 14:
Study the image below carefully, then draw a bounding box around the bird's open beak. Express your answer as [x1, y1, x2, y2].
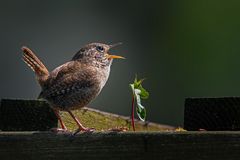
[109, 42, 122, 48]
[107, 42, 125, 59]
[107, 54, 125, 59]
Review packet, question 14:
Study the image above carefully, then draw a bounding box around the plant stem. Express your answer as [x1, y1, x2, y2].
[131, 95, 135, 131]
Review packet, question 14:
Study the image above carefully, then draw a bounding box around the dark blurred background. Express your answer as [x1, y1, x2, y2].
[0, 0, 240, 126]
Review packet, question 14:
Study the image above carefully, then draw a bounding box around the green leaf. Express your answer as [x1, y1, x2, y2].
[138, 84, 149, 99]
[134, 89, 147, 121]
[136, 105, 146, 121]
[133, 78, 145, 88]
[130, 76, 149, 122]
[130, 84, 135, 93]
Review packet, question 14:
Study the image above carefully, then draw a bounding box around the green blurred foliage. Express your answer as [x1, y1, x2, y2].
[148, 0, 240, 125]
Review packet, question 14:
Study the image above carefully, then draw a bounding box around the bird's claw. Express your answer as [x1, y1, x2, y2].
[84, 128, 95, 132]
[72, 127, 95, 135]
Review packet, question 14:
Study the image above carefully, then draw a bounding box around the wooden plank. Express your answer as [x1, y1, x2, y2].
[0, 131, 240, 160]
[184, 97, 240, 131]
[0, 99, 57, 131]
[65, 107, 175, 131]
[0, 99, 174, 131]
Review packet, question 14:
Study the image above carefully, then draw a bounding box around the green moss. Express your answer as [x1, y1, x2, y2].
[60, 108, 174, 131]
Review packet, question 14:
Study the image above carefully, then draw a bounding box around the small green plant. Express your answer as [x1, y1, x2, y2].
[129, 76, 149, 131]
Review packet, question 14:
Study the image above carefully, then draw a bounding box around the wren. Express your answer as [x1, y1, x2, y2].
[21, 43, 124, 133]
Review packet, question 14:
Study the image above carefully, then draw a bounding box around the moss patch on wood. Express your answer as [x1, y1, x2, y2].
[60, 107, 174, 131]
[0, 99, 174, 131]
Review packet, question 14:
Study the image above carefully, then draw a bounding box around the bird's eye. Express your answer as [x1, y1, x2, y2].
[96, 46, 104, 52]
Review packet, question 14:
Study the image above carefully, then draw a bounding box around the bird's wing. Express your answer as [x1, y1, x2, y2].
[40, 61, 97, 98]
[50, 61, 75, 80]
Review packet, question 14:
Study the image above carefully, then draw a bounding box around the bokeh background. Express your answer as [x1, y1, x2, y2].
[0, 0, 240, 126]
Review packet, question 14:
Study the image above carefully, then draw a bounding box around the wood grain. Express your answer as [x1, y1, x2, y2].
[0, 131, 240, 160]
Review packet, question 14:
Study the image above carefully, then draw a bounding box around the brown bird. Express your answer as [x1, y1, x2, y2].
[21, 43, 124, 133]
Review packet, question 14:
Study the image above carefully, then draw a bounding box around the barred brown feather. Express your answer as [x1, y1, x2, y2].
[21, 46, 49, 86]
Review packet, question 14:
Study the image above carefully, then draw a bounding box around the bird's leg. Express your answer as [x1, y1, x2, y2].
[67, 110, 95, 134]
[51, 109, 68, 133]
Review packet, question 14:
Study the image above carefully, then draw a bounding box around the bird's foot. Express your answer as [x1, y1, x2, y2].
[72, 127, 95, 135]
[50, 128, 70, 134]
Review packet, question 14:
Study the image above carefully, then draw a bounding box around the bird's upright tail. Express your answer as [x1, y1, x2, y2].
[21, 46, 49, 86]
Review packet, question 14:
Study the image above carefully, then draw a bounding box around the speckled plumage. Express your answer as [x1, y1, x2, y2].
[21, 42, 123, 132]
[39, 58, 111, 111]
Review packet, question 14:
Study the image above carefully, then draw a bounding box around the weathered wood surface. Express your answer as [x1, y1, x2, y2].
[0, 99, 174, 131]
[0, 99, 57, 131]
[0, 131, 240, 160]
[185, 97, 240, 131]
